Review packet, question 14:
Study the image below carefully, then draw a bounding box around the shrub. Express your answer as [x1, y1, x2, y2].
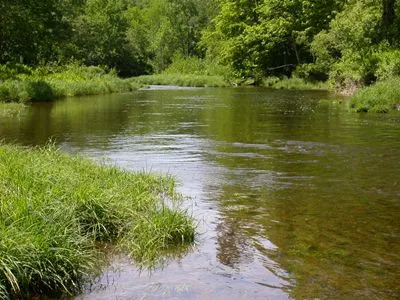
[375, 49, 400, 80]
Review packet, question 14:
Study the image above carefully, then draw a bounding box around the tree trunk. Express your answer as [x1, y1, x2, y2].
[381, 0, 396, 39]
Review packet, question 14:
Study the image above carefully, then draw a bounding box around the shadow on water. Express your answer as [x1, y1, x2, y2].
[1, 87, 399, 299]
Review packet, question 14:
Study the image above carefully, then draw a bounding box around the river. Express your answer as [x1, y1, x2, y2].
[1, 87, 399, 299]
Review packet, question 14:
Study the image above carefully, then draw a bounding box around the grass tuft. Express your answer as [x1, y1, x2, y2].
[121, 208, 195, 265]
[0, 143, 195, 298]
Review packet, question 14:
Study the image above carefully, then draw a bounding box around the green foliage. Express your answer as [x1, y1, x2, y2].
[0, 64, 140, 103]
[0, 64, 33, 81]
[311, 0, 382, 90]
[0, 0, 211, 76]
[349, 77, 400, 112]
[375, 48, 400, 80]
[0, 143, 195, 297]
[1, 0, 400, 95]
[0, 0, 76, 65]
[201, 0, 343, 79]
[65, 0, 143, 77]
[127, 0, 210, 72]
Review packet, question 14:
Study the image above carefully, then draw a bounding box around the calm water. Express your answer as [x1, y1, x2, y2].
[1, 87, 399, 299]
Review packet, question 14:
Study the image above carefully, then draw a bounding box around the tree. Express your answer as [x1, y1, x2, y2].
[201, 0, 343, 79]
[0, 0, 75, 64]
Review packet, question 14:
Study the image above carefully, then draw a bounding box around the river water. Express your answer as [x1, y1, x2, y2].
[1, 87, 399, 299]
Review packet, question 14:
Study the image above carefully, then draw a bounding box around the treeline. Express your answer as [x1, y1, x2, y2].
[0, 0, 216, 77]
[203, 0, 400, 90]
[1, 0, 400, 90]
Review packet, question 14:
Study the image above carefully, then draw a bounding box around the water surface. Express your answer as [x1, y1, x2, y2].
[1, 87, 399, 299]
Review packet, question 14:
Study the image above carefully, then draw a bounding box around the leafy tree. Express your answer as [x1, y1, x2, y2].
[66, 0, 139, 76]
[132, 0, 207, 72]
[311, 0, 400, 88]
[0, 0, 75, 64]
[201, 0, 344, 79]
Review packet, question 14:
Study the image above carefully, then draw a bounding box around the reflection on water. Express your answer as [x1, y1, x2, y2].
[1, 88, 399, 299]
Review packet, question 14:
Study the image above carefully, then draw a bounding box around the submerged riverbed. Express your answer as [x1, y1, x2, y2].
[1, 87, 399, 299]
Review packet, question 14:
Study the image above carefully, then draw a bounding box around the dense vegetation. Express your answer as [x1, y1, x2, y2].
[1, 0, 398, 81]
[0, 63, 139, 102]
[1, 0, 400, 108]
[0, 143, 194, 298]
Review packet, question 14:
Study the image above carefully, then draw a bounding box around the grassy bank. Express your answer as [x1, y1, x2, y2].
[133, 73, 230, 87]
[261, 77, 328, 90]
[131, 56, 231, 87]
[0, 64, 140, 103]
[0, 143, 194, 298]
[349, 77, 400, 113]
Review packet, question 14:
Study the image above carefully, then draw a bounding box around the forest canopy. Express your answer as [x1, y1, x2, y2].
[1, 0, 399, 88]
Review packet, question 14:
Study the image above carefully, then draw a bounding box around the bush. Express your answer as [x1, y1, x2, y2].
[0, 64, 33, 82]
[375, 49, 400, 80]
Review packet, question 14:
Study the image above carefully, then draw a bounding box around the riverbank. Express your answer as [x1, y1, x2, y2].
[261, 77, 328, 90]
[349, 77, 400, 113]
[2, 63, 398, 114]
[0, 143, 194, 298]
[0, 64, 139, 103]
[132, 73, 230, 87]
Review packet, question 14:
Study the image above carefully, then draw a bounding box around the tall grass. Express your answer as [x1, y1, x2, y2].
[133, 73, 230, 87]
[0, 143, 195, 298]
[261, 77, 328, 90]
[163, 55, 231, 77]
[349, 77, 400, 113]
[131, 55, 232, 88]
[0, 64, 140, 103]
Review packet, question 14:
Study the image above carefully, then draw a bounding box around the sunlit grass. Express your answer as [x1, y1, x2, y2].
[349, 77, 400, 113]
[262, 77, 328, 90]
[0, 64, 140, 103]
[0, 143, 195, 298]
[132, 73, 230, 87]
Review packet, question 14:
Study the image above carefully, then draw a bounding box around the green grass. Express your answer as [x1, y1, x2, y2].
[349, 77, 400, 113]
[0, 143, 195, 298]
[261, 77, 328, 90]
[132, 73, 230, 87]
[0, 64, 140, 103]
